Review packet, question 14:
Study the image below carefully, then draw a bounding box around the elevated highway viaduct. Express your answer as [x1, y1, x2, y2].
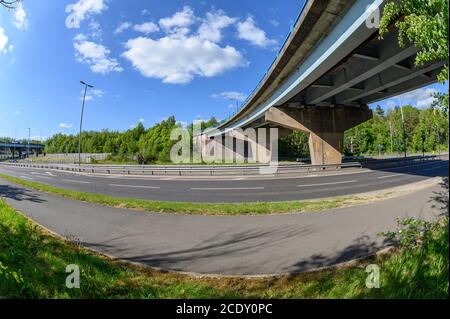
[197, 0, 445, 165]
[0, 142, 45, 159]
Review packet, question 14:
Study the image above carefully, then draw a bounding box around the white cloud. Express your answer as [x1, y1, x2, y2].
[211, 91, 247, 102]
[123, 36, 246, 84]
[134, 22, 159, 34]
[59, 123, 74, 129]
[236, 17, 277, 48]
[81, 88, 106, 101]
[74, 33, 87, 41]
[89, 21, 102, 39]
[197, 11, 236, 42]
[74, 35, 123, 74]
[114, 22, 132, 34]
[123, 7, 246, 84]
[387, 87, 439, 109]
[141, 9, 149, 15]
[0, 27, 8, 53]
[65, 0, 107, 29]
[139, 118, 145, 123]
[13, 4, 29, 30]
[159, 6, 195, 35]
[269, 20, 279, 27]
[385, 100, 396, 109]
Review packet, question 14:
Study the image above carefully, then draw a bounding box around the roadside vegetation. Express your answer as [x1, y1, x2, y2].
[0, 173, 413, 215]
[32, 104, 448, 165]
[0, 199, 447, 298]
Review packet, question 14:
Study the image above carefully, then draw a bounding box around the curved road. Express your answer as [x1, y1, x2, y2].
[0, 176, 447, 276]
[0, 160, 448, 202]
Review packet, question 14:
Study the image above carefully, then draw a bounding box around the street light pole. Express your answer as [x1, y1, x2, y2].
[399, 98, 407, 159]
[389, 121, 393, 154]
[78, 81, 93, 166]
[27, 127, 31, 159]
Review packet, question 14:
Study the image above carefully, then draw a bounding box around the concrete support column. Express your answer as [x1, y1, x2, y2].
[265, 105, 372, 165]
[309, 131, 344, 165]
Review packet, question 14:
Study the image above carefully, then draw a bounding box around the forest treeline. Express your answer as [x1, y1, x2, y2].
[280, 105, 449, 159]
[7, 104, 448, 164]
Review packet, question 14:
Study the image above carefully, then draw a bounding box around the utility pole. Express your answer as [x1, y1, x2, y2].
[422, 130, 426, 157]
[399, 100, 407, 158]
[27, 127, 31, 159]
[389, 121, 393, 154]
[78, 81, 94, 166]
[437, 124, 441, 155]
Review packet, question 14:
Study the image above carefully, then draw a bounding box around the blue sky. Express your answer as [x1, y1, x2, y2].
[0, 0, 447, 141]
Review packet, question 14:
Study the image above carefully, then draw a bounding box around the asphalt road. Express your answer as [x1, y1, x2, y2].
[0, 160, 448, 202]
[0, 177, 446, 275]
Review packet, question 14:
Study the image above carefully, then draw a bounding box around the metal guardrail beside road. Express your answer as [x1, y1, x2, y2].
[1, 161, 362, 176]
[361, 154, 448, 169]
[1, 154, 447, 177]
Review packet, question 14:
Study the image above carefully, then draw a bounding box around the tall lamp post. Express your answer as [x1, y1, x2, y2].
[78, 81, 94, 166]
[399, 98, 407, 159]
[27, 127, 31, 159]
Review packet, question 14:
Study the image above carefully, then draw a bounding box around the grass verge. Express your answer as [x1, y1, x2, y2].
[0, 173, 394, 215]
[0, 199, 447, 298]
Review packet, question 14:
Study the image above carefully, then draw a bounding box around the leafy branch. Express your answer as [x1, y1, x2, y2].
[0, 0, 22, 10]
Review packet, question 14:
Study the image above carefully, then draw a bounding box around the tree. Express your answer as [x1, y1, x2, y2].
[380, 0, 449, 113]
[380, 0, 449, 82]
[0, 0, 22, 9]
[375, 105, 385, 118]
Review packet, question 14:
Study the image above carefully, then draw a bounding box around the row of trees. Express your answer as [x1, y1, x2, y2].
[280, 105, 449, 158]
[41, 103, 448, 163]
[43, 117, 219, 164]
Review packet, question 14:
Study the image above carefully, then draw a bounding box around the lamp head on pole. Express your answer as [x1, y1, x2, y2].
[80, 81, 94, 88]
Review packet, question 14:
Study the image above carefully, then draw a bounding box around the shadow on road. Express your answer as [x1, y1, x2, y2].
[284, 235, 392, 274]
[430, 176, 449, 217]
[0, 184, 47, 203]
[363, 159, 449, 178]
[81, 176, 449, 275]
[287, 175, 449, 274]
[83, 224, 317, 274]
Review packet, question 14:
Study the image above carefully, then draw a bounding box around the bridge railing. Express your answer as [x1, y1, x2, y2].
[210, 1, 310, 130]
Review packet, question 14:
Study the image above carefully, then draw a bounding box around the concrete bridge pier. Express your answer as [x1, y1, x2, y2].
[265, 105, 372, 165]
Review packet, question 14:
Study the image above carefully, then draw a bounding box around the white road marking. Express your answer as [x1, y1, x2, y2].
[109, 184, 160, 189]
[190, 187, 265, 191]
[62, 179, 91, 184]
[31, 172, 55, 178]
[377, 174, 400, 179]
[35, 176, 53, 180]
[298, 180, 357, 188]
[20, 175, 33, 180]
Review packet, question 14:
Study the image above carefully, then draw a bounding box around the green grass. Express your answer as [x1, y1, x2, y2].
[0, 199, 447, 298]
[0, 173, 370, 215]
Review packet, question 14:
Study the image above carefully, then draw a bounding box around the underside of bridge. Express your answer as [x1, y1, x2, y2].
[200, 0, 445, 166]
[260, 28, 443, 165]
